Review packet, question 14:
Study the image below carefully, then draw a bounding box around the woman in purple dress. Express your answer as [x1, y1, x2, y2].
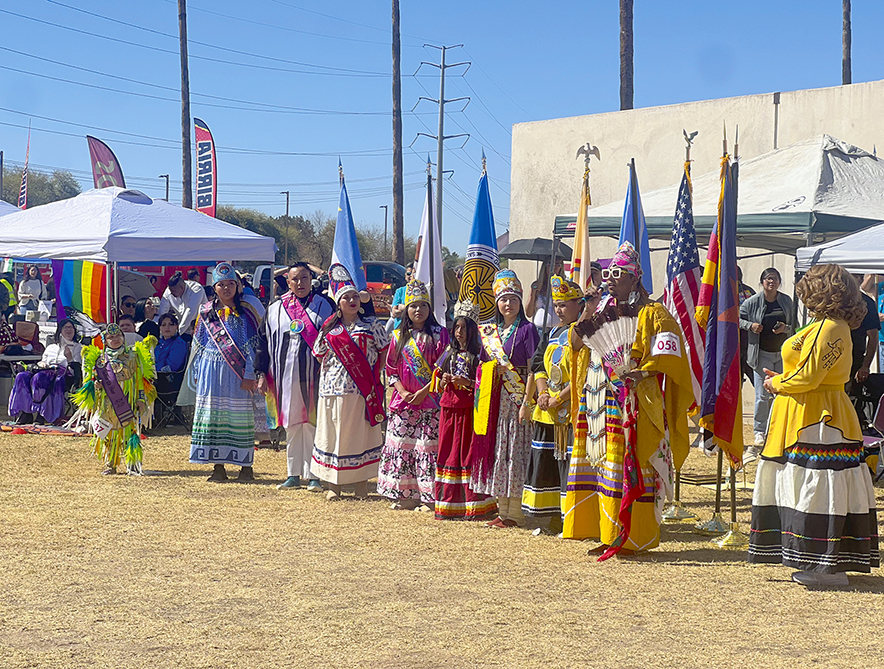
[471, 269, 540, 528]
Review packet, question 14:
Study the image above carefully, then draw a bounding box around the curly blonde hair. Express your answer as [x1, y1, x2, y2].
[796, 264, 867, 329]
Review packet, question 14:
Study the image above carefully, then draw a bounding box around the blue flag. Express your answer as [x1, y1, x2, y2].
[331, 173, 367, 291]
[457, 170, 499, 322]
[618, 160, 653, 294]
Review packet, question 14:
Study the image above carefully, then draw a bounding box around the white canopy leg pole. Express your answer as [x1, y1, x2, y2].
[105, 261, 112, 325]
[113, 261, 119, 324]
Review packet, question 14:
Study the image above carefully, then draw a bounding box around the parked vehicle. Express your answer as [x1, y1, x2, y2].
[364, 261, 407, 319]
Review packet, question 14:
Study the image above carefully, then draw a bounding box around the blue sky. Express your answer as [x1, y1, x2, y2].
[1, 0, 881, 255]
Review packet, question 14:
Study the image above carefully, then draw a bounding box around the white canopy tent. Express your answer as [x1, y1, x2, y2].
[795, 221, 884, 274]
[554, 135, 884, 253]
[0, 187, 277, 322]
[0, 199, 19, 216]
[0, 187, 277, 263]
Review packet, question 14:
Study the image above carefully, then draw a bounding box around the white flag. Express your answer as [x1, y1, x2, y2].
[415, 177, 446, 325]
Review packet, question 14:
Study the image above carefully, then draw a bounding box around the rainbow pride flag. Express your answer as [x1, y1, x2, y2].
[51, 260, 108, 323]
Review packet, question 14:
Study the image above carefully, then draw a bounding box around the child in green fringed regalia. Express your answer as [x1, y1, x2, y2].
[72, 323, 157, 475]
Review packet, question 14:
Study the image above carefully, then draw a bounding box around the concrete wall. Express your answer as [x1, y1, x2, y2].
[509, 79, 884, 299]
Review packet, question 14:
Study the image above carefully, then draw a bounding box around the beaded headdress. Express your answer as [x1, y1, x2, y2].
[403, 279, 431, 306]
[328, 263, 359, 303]
[611, 240, 642, 278]
[453, 299, 481, 324]
[492, 269, 522, 300]
[212, 262, 237, 285]
[550, 275, 583, 301]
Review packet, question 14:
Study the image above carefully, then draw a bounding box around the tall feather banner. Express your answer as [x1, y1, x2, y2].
[458, 160, 499, 322]
[194, 118, 217, 217]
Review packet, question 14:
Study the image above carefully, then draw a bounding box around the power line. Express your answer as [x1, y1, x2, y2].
[462, 48, 536, 121]
[0, 63, 399, 116]
[0, 48, 393, 116]
[0, 117, 391, 157]
[0, 8, 386, 78]
[160, 0, 391, 46]
[42, 0, 389, 76]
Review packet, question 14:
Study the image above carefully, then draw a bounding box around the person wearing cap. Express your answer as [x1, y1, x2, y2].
[376, 279, 449, 511]
[71, 322, 157, 475]
[255, 262, 334, 491]
[188, 263, 262, 483]
[471, 269, 540, 529]
[571, 241, 693, 558]
[521, 275, 583, 532]
[311, 271, 391, 501]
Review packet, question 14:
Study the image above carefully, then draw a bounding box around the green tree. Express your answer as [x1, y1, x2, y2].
[1, 167, 81, 207]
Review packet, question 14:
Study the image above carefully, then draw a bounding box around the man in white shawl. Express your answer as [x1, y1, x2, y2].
[256, 263, 334, 491]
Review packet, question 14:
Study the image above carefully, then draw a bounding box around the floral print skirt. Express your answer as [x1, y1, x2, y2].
[376, 406, 440, 504]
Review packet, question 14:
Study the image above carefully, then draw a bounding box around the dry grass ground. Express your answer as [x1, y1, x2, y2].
[1, 424, 883, 669]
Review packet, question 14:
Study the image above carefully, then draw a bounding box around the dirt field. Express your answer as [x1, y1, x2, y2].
[2, 425, 883, 669]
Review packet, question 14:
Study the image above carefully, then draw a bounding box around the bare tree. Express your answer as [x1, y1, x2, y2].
[391, 0, 405, 264]
[842, 0, 851, 85]
[620, 0, 634, 110]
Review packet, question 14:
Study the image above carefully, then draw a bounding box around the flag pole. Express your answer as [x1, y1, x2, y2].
[427, 155, 435, 313]
[714, 125, 750, 550]
[695, 123, 731, 538]
[663, 129, 701, 525]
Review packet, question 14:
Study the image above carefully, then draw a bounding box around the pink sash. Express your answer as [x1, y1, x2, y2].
[200, 302, 247, 380]
[325, 324, 386, 426]
[282, 292, 320, 350]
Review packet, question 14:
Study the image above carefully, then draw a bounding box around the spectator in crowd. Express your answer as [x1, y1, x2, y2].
[134, 297, 160, 340]
[8, 319, 83, 425]
[847, 274, 880, 425]
[17, 265, 46, 315]
[155, 312, 188, 373]
[525, 259, 565, 330]
[737, 266, 756, 385]
[0, 273, 17, 319]
[118, 295, 137, 319]
[388, 262, 415, 332]
[158, 271, 207, 336]
[739, 268, 795, 460]
[118, 314, 143, 346]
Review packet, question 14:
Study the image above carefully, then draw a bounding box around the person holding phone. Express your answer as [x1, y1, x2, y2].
[739, 268, 795, 461]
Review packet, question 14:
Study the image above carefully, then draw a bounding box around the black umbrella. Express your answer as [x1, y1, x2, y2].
[498, 237, 572, 262]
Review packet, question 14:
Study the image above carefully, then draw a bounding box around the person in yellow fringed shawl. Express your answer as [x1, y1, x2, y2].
[72, 323, 157, 476]
[569, 241, 693, 559]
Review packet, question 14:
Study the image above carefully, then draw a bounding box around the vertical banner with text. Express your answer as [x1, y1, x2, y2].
[193, 118, 217, 217]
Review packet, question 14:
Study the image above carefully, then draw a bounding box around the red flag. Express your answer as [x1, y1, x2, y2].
[194, 118, 217, 217]
[86, 136, 126, 189]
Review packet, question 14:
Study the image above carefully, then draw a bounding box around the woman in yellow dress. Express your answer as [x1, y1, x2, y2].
[749, 264, 879, 587]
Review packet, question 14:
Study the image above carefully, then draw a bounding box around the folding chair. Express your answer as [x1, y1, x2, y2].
[152, 371, 191, 430]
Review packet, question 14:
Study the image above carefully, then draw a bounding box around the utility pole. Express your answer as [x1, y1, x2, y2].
[379, 204, 388, 259]
[281, 190, 290, 265]
[842, 0, 852, 85]
[158, 174, 170, 201]
[178, 0, 193, 208]
[414, 45, 470, 239]
[391, 0, 405, 265]
[619, 0, 634, 110]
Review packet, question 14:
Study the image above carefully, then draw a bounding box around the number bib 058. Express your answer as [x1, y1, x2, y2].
[650, 331, 681, 357]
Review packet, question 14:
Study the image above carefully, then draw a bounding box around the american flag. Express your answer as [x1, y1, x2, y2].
[18, 128, 29, 210]
[663, 164, 704, 407]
